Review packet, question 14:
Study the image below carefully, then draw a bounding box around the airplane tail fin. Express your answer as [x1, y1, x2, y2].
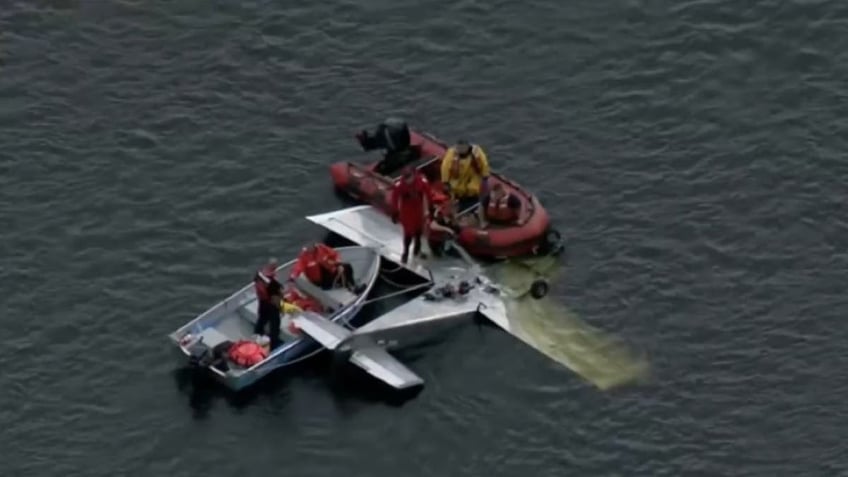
[349, 344, 424, 390]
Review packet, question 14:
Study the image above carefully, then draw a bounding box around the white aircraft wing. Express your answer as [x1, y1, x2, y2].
[306, 205, 431, 280]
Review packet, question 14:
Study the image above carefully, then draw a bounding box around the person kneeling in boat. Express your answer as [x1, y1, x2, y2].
[427, 191, 460, 257]
[440, 139, 491, 202]
[291, 243, 364, 293]
[479, 182, 521, 228]
[253, 258, 283, 349]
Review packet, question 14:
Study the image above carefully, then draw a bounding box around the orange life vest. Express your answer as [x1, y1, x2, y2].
[291, 244, 339, 284]
[315, 244, 340, 273]
[292, 248, 322, 283]
[228, 340, 269, 367]
[486, 194, 519, 223]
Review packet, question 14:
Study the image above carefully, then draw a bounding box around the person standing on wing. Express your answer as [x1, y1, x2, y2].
[391, 166, 430, 263]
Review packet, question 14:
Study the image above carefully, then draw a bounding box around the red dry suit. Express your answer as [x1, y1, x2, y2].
[290, 244, 341, 285]
[391, 171, 430, 235]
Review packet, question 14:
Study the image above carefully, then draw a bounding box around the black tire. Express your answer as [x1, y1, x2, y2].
[530, 279, 549, 299]
[535, 228, 564, 257]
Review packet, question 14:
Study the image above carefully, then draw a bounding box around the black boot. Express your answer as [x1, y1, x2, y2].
[401, 234, 412, 263]
[412, 234, 426, 259]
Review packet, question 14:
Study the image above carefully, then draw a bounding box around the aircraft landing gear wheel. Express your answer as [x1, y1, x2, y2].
[545, 228, 564, 256]
[530, 279, 549, 299]
[537, 228, 564, 257]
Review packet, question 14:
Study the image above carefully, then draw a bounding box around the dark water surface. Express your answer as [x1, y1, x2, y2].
[3, 0, 848, 475]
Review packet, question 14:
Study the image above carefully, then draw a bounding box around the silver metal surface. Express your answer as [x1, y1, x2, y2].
[303, 206, 526, 388]
[349, 344, 424, 390]
[167, 245, 382, 390]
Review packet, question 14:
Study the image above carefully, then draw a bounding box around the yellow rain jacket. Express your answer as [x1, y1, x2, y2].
[440, 144, 491, 198]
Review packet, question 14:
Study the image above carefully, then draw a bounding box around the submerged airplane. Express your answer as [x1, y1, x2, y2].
[292, 205, 649, 391]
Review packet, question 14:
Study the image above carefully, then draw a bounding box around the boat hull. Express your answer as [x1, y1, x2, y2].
[169, 246, 381, 391]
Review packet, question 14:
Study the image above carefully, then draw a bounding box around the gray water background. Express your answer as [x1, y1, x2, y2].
[2, 1, 848, 475]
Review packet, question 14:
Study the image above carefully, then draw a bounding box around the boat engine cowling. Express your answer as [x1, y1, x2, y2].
[356, 117, 411, 153]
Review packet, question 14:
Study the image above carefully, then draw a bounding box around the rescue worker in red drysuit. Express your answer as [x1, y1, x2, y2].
[479, 182, 522, 228]
[253, 257, 283, 349]
[291, 243, 361, 292]
[391, 166, 430, 263]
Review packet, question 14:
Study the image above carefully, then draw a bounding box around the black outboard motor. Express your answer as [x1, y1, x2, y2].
[356, 117, 410, 152]
[356, 118, 421, 175]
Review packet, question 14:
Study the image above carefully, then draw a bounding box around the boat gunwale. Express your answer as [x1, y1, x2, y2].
[169, 245, 382, 380]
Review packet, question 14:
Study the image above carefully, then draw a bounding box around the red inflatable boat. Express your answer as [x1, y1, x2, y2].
[329, 120, 563, 259]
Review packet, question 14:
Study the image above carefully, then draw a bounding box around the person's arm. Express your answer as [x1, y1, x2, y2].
[440, 148, 454, 183]
[474, 146, 491, 177]
[429, 219, 455, 236]
[420, 178, 430, 222]
[474, 146, 491, 195]
[390, 182, 402, 221]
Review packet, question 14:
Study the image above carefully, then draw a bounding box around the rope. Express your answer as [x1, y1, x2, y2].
[379, 271, 423, 289]
[360, 281, 433, 307]
[380, 261, 405, 274]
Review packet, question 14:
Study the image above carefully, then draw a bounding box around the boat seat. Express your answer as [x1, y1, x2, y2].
[293, 275, 356, 312]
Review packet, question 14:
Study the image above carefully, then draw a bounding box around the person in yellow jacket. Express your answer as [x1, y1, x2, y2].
[440, 140, 491, 200]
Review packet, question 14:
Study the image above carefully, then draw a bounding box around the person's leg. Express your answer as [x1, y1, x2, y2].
[319, 267, 334, 289]
[412, 232, 423, 258]
[429, 238, 444, 257]
[401, 233, 412, 263]
[341, 263, 354, 285]
[253, 301, 269, 335]
[268, 310, 282, 349]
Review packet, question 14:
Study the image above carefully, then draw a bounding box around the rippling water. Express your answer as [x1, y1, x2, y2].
[3, 0, 848, 475]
